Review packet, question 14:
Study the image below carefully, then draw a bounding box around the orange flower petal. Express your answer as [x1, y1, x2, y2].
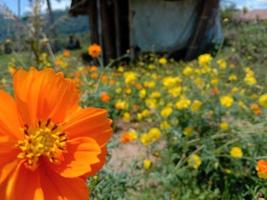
[0, 90, 22, 140]
[13, 68, 79, 124]
[51, 137, 101, 178]
[64, 108, 112, 147]
[5, 162, 44, 200]
[40, 166, 89, 200]
[0, 150, 19, 184]
[84, 147, 107, 177]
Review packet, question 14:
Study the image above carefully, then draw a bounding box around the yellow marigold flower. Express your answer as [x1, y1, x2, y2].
[160, 106, 173, 118]
[183, 66, 194, 76]
[256, 160, 267, 179]
[194, 77, 205, 89]
[228, 74, 237, 81]
[151, 91, 161, 98]
[8, 66, 17, 75]
[159, 57, 167, 65]
[244, 75, 257, 86]
[148, 128, 161, 141]
[139, 89, 146, 99]
[115, 100, 127, 110]
[142, 109, 151, 117]
[160, 121, 170, 129]
[118, 66, 124, 72]
[145, 98, 157, 109]
[230, 147, 243, 158]
[143, 159, 152, 170]
[168, 87, 182, 97]
[217, 58, 227, 70]
[115, 87, 122, 94]
[122, 112, 131, 122]
[198, 53, 212, 66]
[162, 76, 182, 88]
[140, 133, 150, 145]
[220, 96, 234, 108]
[259, 94, 267, 108]
[124, 71, 137, 84]
[188, 154, 202, 169]
[211, 78, 219, 85]
[176, 97, 191, 110]
[219, 122, 229, 130]
[183, 127, 193, 137]
[148, 64, 156, 70]
[191, 100, 202, 112]
[144, 81, 156, 88]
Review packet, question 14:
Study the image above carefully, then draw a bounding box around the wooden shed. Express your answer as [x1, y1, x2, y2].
[69, 0, 222, 62]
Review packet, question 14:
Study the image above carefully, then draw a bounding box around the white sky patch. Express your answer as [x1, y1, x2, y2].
[23, 0, 71, 15]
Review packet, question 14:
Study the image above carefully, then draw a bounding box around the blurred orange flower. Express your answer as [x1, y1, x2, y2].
[256, 160, 267, 179]
[100, 91, 110, 103]
[120, 130, 137, 143]
[63, 49, 70, 57]
[250, 103, 262, 116]
[0, 68, 112, 199]
[88, 44, 102, 58]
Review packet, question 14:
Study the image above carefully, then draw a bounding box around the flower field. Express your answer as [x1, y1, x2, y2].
[0, 20, 266, 199]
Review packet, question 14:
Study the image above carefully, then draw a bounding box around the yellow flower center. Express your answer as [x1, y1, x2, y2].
[17, 119, 67, 168]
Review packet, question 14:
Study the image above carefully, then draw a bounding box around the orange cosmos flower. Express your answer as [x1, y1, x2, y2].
[100, 92, 110, 103]
[0, 68, 112, 200]
[256, 160, 267, 179]
[88, 44, 102, 58]
[250, 103, 262, 116]
[63, 50, 70, 57]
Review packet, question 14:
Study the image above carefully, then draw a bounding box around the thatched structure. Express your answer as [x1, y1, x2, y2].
[70, 0, 222, 62]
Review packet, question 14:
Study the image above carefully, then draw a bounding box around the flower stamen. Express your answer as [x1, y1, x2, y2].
[17, 119, 67, 168]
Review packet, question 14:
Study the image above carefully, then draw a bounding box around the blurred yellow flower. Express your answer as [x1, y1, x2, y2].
[228, 74, 237, 81]
[143, 159, 152, 170]
[139, 89, 146, 99]
[122, 112, 131, 122]
[259, 94, 267, 108]
[219, 122, 229, 130]
[198, 53, 212, 66]
[191, 100, 202, 112]
[217, 59, 227, 70]
[115, 100, 128, 110]
[168, 87, 182, 97]
[183, 127, 193, 137]
[160, 106, 173, 118]
[144, 81, 156, 88]
[220, 96, 234, 108]
[159, 57, 167, 65]
[230, 147, 243, 158]
[160, 121, 170, 129]
[148, 128, 161, 140]
[124, 71, 137, 84]
[188, 154, 202, 169]
[183, 66, 194, 76]
[176, 97, 191, 110]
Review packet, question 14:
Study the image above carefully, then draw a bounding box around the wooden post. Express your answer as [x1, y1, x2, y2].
[100, 0, 115, 63]
[88, 1, 99, 44]
[113, 0, 121, 57]
[185, 0, 220, 61]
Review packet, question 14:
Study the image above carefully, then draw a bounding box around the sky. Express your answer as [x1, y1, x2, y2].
[0, 0, 267, 16]
[0, 0, 71, 16]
